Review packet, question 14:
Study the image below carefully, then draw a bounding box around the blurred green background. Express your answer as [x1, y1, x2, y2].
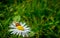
[0, 0, 60, 38]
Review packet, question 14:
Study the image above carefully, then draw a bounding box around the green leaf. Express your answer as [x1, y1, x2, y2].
[13, 15, 21, 22]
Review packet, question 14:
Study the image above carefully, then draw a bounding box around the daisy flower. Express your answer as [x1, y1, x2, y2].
[9, 21, 30, 37]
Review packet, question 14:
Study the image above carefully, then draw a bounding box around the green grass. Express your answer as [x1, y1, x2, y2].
[0, 0, 60, 38]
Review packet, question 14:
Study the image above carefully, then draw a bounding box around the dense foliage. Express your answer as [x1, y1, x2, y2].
[0, 0, 60, 38]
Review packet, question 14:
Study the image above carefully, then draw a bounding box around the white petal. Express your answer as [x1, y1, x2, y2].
[16, 32, 19, 35]
[9, 25, 16, 29]
[12, 22, 15, 25]
[25, 27, 30, 30]
[18, 31, 21, 36]
[22, 34, 25, 37]
[24, 26, 27, 28]
[12, 30, 17, 34]
[9, 29, 18, 32]
[22, 32, 25, 37]
[11, 31, 16, 34]
[20, 22, 26, 26]
[25, 33, 28, 37]
[23, 22, 26, 25]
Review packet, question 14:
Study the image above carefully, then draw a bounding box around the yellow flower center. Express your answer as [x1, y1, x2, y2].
[16, 26, 24, 31]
